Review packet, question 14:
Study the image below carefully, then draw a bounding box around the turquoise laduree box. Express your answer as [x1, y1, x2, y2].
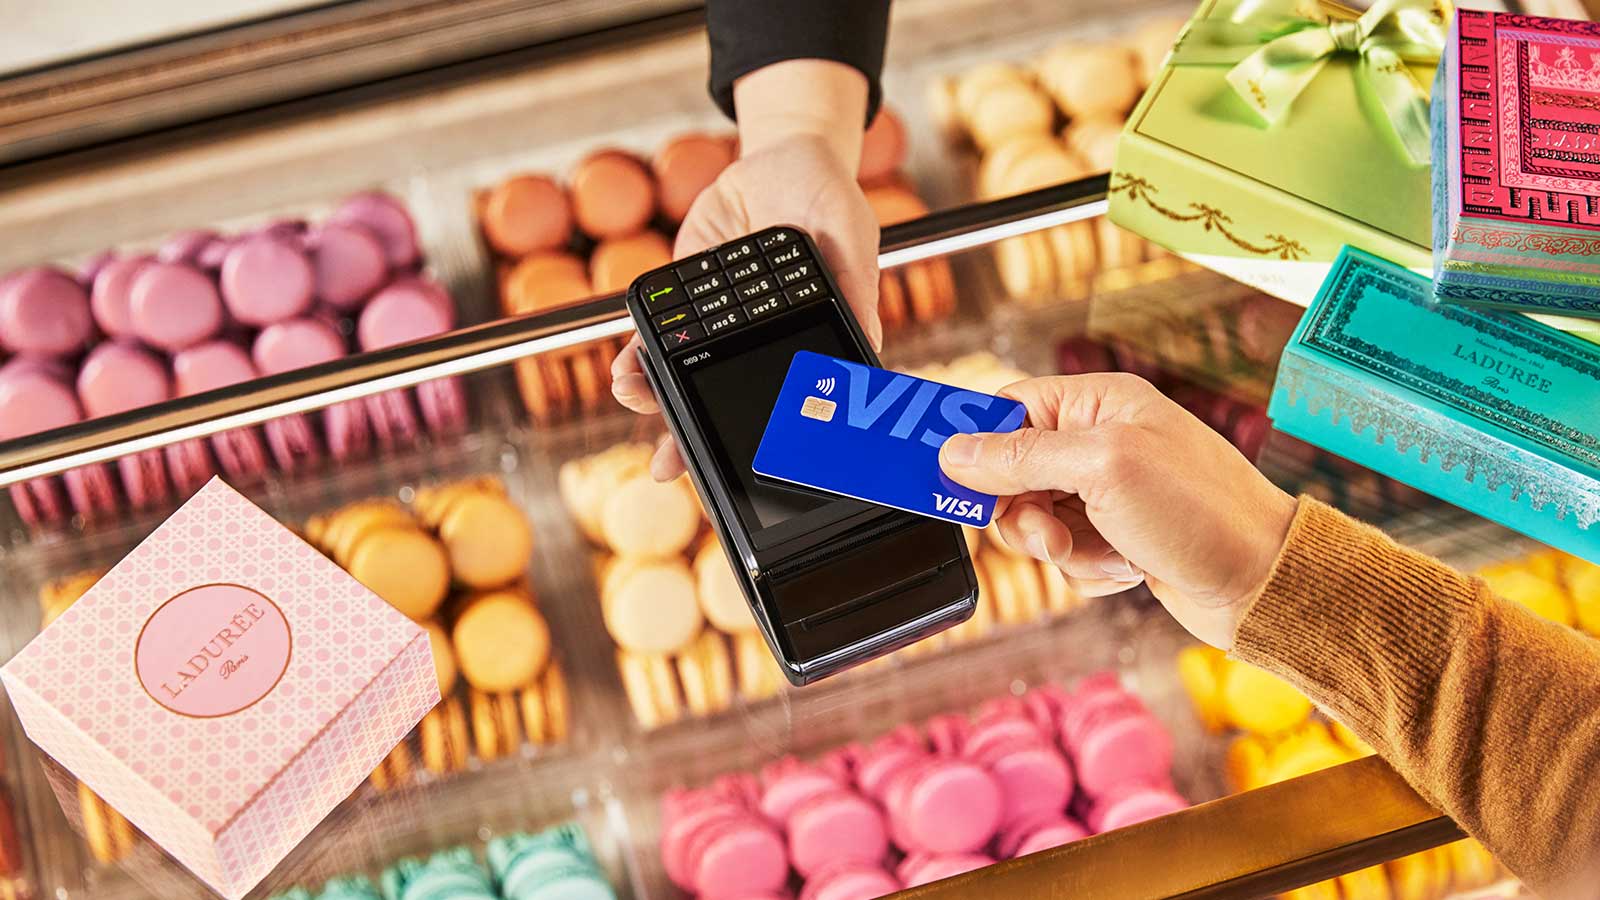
[1269, 247, 1600, 562]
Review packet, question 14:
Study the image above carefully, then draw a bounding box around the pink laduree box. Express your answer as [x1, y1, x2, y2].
[0, 478, 438, 899]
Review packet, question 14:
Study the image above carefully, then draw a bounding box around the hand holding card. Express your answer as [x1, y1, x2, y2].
[753, 351, 1026, 527]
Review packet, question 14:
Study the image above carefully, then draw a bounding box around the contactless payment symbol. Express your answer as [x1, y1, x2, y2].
[814, 377, 836, 397]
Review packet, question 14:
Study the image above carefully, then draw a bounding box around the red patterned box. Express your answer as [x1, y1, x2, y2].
[1, 478, 438, 898]
[1435, 9, 1600, 318]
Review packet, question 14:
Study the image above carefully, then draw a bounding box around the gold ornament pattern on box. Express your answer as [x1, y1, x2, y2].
[1110, 173, 1308, 260]
[1453, 223, 1600, 256]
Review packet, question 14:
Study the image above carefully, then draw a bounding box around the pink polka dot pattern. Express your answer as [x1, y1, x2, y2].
[0, 478, 438, 899]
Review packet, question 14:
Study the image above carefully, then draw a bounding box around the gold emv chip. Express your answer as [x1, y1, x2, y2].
[800, 396, 837, 422]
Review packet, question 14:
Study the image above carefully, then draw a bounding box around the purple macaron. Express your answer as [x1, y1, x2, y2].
[172, 341, 272, 484]
[220, 234, 315, 327]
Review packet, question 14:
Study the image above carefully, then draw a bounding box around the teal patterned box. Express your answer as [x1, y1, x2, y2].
[1269, 247, 1600, 562]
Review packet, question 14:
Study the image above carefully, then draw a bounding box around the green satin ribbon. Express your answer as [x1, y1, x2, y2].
[1171, 0, 1449, 164]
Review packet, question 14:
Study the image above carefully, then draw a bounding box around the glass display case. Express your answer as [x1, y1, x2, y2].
[1, 1, 1589, 898]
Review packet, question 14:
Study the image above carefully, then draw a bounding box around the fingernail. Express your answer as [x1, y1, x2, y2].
[1025, 533, 1050, 563]
[942, 434, 979, 466]
[1099, 553, 1138, 579]
[611, 373, 647, 401]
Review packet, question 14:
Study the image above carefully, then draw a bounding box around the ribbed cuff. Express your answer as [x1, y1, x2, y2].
[1230, 497, 1478, 744]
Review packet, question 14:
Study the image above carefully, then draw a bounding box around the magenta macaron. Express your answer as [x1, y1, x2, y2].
[129, 261, 225, 352]
[356, 277, 465, 436]
[172, 341, 272, 484]
[77, 342, 179, 510]
[683, 812, 789, 900]
[89, 255, 153, 338]
[329, 191, 420, 269]
[221, 234, 315, 326]
[0, 363, 116, 522]
[309, 221, 389, 309]
[1085, 783, 1188, 833]
[0, 267, 93, 357]
[759, 761, 842, 824]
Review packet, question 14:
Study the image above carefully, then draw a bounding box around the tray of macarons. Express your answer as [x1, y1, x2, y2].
[0, 189, 498, 544]
[620, 606, 1229, 900]
[921, 14, 1199, 308]
[466, 104, 960, 427]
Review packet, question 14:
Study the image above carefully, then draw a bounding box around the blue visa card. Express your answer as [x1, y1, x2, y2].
[752, 351, 1027, 527]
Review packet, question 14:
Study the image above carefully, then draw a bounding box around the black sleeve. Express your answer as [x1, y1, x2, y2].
[705, 0, 891, 124]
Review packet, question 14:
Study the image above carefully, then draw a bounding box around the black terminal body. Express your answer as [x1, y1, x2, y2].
[626, 226, 978, 685]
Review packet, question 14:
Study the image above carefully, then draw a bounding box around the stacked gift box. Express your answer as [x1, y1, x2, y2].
[1107, 1, 1600, 564]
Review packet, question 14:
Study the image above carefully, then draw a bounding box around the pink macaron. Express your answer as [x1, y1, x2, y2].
[962, 715, 1045, 762]
[309, 222, 388, 309]
[356, 278, 455, 351]
[760, 762, 842, 824]
[799, 863, 900, 900]
[786, 789, 889, 877]
[818, 746, 859, 785]
[164, 438, 218, 498]
[0, 268, 93, 357]
[685, 813, 790, 900]
[361, 389, 421, 450]
[975, 739, 1073, 828]
[89, 255, 153, 337]
[172, 341, 272, 483]
[853, 743, 927, 800]
[8, 478, 67, 529]
[897, 853, 994, 888]
[1066, 709, 1175, 798]
[221, 234, 315, 326]
[1010, 817, 1089, 858]
[885, 759, 1002, 855]
[77, 341, 172, 417]
[116, 448, 172, 511]
[77, 251, 116, 288]
[710, 772, 763, 810]
[661, 792, 745, 890]
[1023, 685, 1072, 732]
[1085, 783, 1188, 833]
[924, 714, 968, 757]
[252, 315, 347, 374]
[329, 191, 420, 269]
[129, 261, 225, 351]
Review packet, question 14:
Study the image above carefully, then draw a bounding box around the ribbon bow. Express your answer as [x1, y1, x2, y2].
[1173, 0, 1449, 164]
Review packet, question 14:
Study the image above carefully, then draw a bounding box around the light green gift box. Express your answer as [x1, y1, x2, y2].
[1109, 0, 1446, 305]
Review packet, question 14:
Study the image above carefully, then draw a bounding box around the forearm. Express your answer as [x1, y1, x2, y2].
[1232, 498, 1600, 897]
[734, 60, 868, 175]
[705, 0, 889, 125]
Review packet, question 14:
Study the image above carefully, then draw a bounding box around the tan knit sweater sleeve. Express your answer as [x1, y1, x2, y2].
[1231, 497, 1600, 899]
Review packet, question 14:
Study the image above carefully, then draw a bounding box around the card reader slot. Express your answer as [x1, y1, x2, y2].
[795, 564, 945, 631]
[763, 512, 925, 584]
[767, 516, 967, 627]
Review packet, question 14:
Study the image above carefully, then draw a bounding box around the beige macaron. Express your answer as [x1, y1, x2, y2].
[424, 620, 458, 695]
[437, 489, 535, 589]
[603, 556, 704, 653]
[968, 82, 1056, 151]
[617, 649, 683, 729]
[676, 629, 735, 717]
[1036, 43, 1140, 119]
[694, 539, 757, 633]
[600, 473, 700, 558]
[559, 443, 653, 544]
[732, 630, 785, 700]
[452, 589, 551, 691]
